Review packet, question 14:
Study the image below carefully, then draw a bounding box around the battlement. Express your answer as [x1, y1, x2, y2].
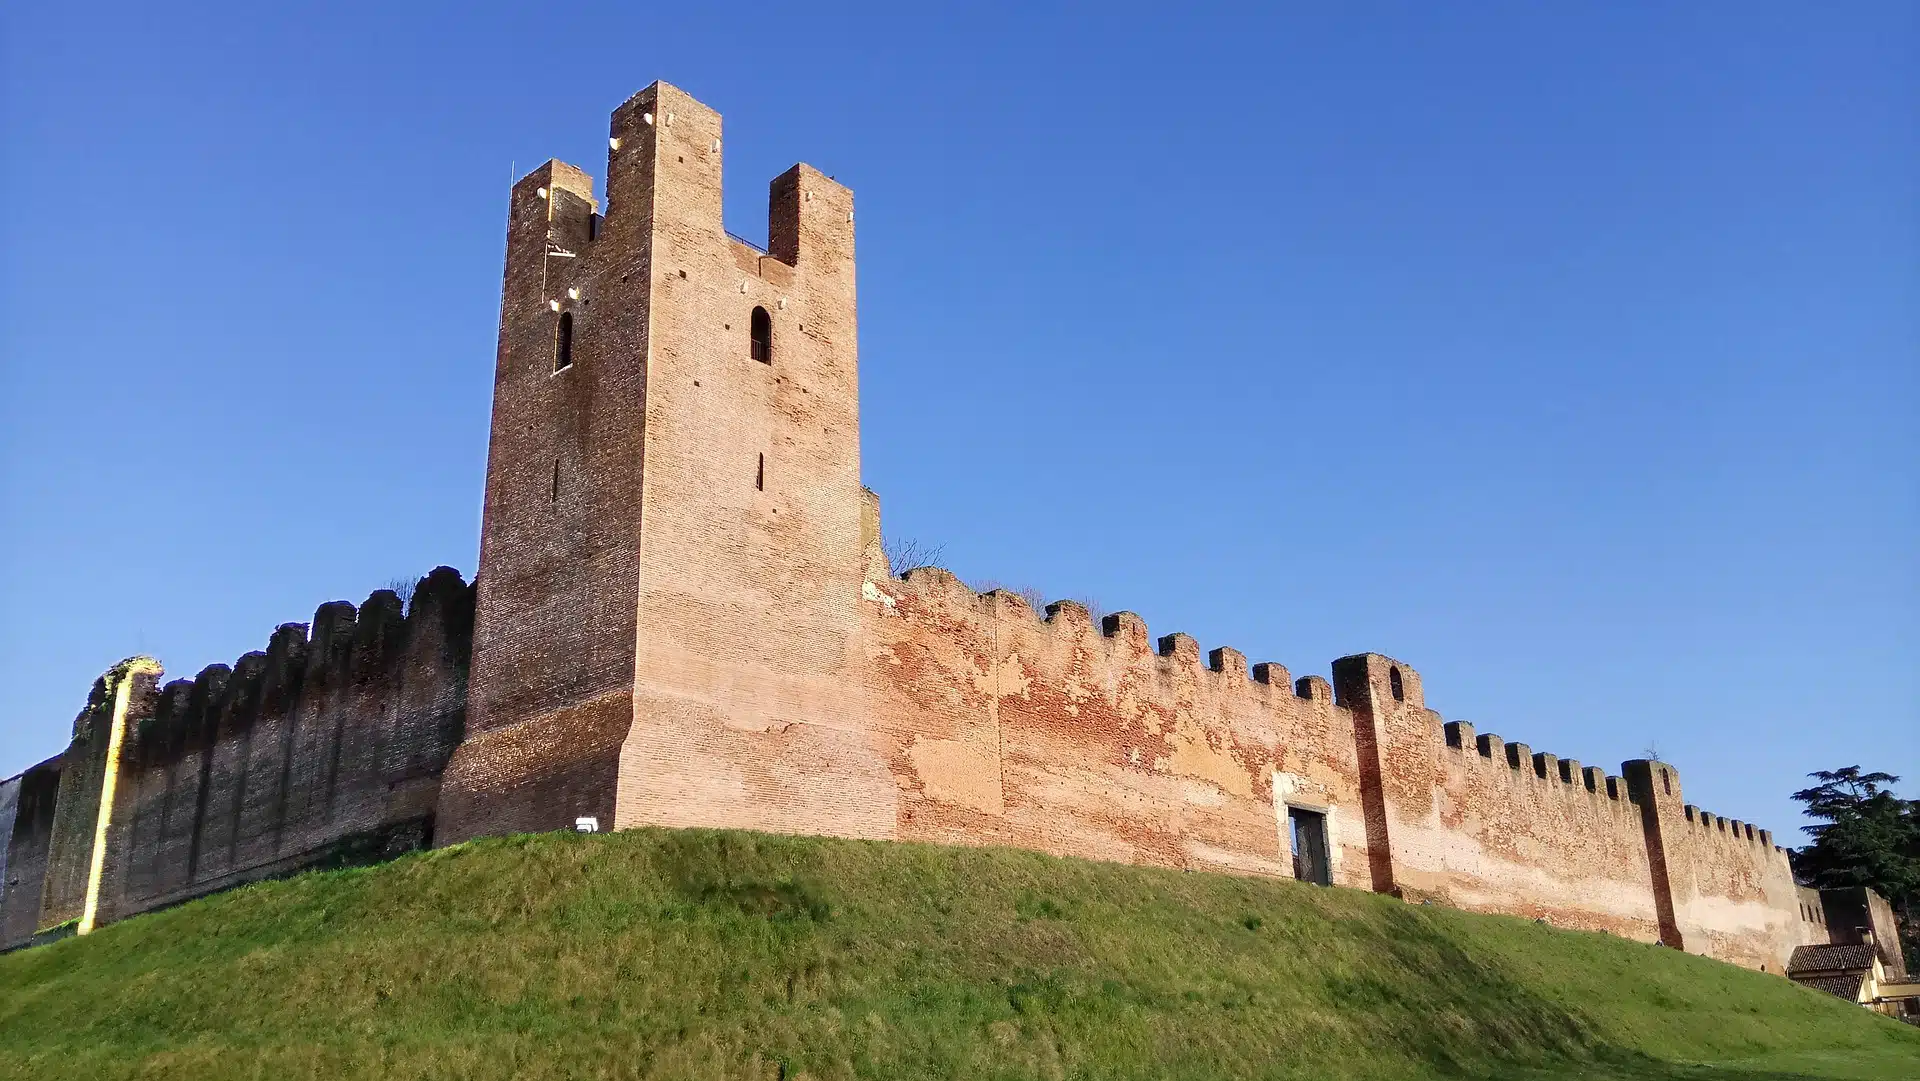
[1682, 803, 1775, 851]
[895, 567, 1341, 708]
[880, 560, 1802, 869]
[1443, 720, 1632, 803]
[504, 82, 850, 290]
[128, 568, 473, 767]
[0, 569, 476, 947]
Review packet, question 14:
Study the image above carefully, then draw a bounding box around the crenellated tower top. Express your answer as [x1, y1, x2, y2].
[454, 82, 863, 840]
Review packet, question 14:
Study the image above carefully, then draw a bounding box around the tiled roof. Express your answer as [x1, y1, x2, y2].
[1788, 943, 1876, 975]
[1791, 972, 1866, 1002]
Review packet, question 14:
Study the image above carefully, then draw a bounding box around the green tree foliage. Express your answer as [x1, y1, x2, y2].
[1790, 766, 1920, 961]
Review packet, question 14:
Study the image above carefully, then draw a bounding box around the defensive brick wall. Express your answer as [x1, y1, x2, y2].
[0, 775, 15, 901]
[1668, 801, 1810, 972]
[868, 554, 1816, 971]
[0, 759, 60, 948]
[1430, 721, 1662, 941]
[878, 569, 1371, 886]
[612, 501, 1818, 974]
[34, 661, 147, 930]
[0, 569, 473, 944]
[103, 567, 473, 922]
[614, 551, 1374, 887]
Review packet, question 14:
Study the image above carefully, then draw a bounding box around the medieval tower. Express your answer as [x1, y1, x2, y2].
[439, 82, 869, 843]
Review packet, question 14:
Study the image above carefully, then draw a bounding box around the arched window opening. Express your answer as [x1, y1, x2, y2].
[554, 311, 574, 371]
[749, 306, 771, 363]
[1388, 666, 1405, 702]
[1662, 770, 1672, 796]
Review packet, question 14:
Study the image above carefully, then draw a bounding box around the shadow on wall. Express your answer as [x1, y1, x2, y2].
[0, 568, 475, 949]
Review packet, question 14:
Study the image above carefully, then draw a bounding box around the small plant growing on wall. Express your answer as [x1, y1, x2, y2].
[881, 536, 946, 576]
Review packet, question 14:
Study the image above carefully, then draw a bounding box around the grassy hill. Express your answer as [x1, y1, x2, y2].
[1, 828, 1915, 1080]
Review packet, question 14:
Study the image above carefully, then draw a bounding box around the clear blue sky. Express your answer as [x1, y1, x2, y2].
[2, 4, 1913, 842]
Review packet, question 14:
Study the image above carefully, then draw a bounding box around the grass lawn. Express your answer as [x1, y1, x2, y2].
[1, 828, 1914, 1079]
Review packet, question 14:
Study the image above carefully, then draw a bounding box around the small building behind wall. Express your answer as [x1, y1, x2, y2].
[1786, 888, 1919, 1020]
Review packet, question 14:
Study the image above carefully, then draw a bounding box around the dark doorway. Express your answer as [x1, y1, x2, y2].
[1289, 806, 1331, 886]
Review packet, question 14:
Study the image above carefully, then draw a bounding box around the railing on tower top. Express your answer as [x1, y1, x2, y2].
[725, 229, 768, 254]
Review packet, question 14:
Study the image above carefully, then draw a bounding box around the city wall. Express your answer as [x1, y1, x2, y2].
[0, 758, 61, 946]
[605, 490, 1821, 973]
[4, 550, 1820, 971]
[0, 568, 472, 948]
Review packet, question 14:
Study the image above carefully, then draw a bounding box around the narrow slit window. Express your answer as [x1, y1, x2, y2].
[551, 460, 560, 503]
[554, 311, 574, 371]
[1662, 771, 1672, 796]
[749, 306, 771, 363]
[1288, 806, 1331, 886]
[755, 453, 765, 491]
[1389, 666, 1405, 702]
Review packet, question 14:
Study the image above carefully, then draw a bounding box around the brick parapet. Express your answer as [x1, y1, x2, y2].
[3, 569, 472, 940]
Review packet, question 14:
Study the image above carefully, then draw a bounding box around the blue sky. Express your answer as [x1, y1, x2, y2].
[1, 3, 1913, 841]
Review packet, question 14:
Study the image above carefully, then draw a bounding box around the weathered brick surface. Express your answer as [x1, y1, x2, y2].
[858, 572, 1373, 885]
[0, 570, 473, 942]
[1429, 731, 1660, 938]
[3, 84, 1839, 977]
[435, 693, 627, 840]
[0, 758, 61, 948]
[0, 776, 16, 901]
[36, 671, 126, 928]
[609, 87, 876, 842]
[1670, 798, 1810, 973]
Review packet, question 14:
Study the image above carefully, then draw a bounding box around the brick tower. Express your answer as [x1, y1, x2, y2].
[436, 83, 866, 841]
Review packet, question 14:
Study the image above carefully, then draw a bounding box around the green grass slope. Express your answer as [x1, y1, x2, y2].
[1, 829, 1915, 1080]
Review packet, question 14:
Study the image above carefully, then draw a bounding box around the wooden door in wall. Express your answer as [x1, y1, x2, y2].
[1289, 807, 1331, 886]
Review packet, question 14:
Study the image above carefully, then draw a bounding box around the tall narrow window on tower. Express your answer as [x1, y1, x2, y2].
[554, 311, 574, 371]
[749, 306, 771, 363]
[1389, 666, 1405, 701]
